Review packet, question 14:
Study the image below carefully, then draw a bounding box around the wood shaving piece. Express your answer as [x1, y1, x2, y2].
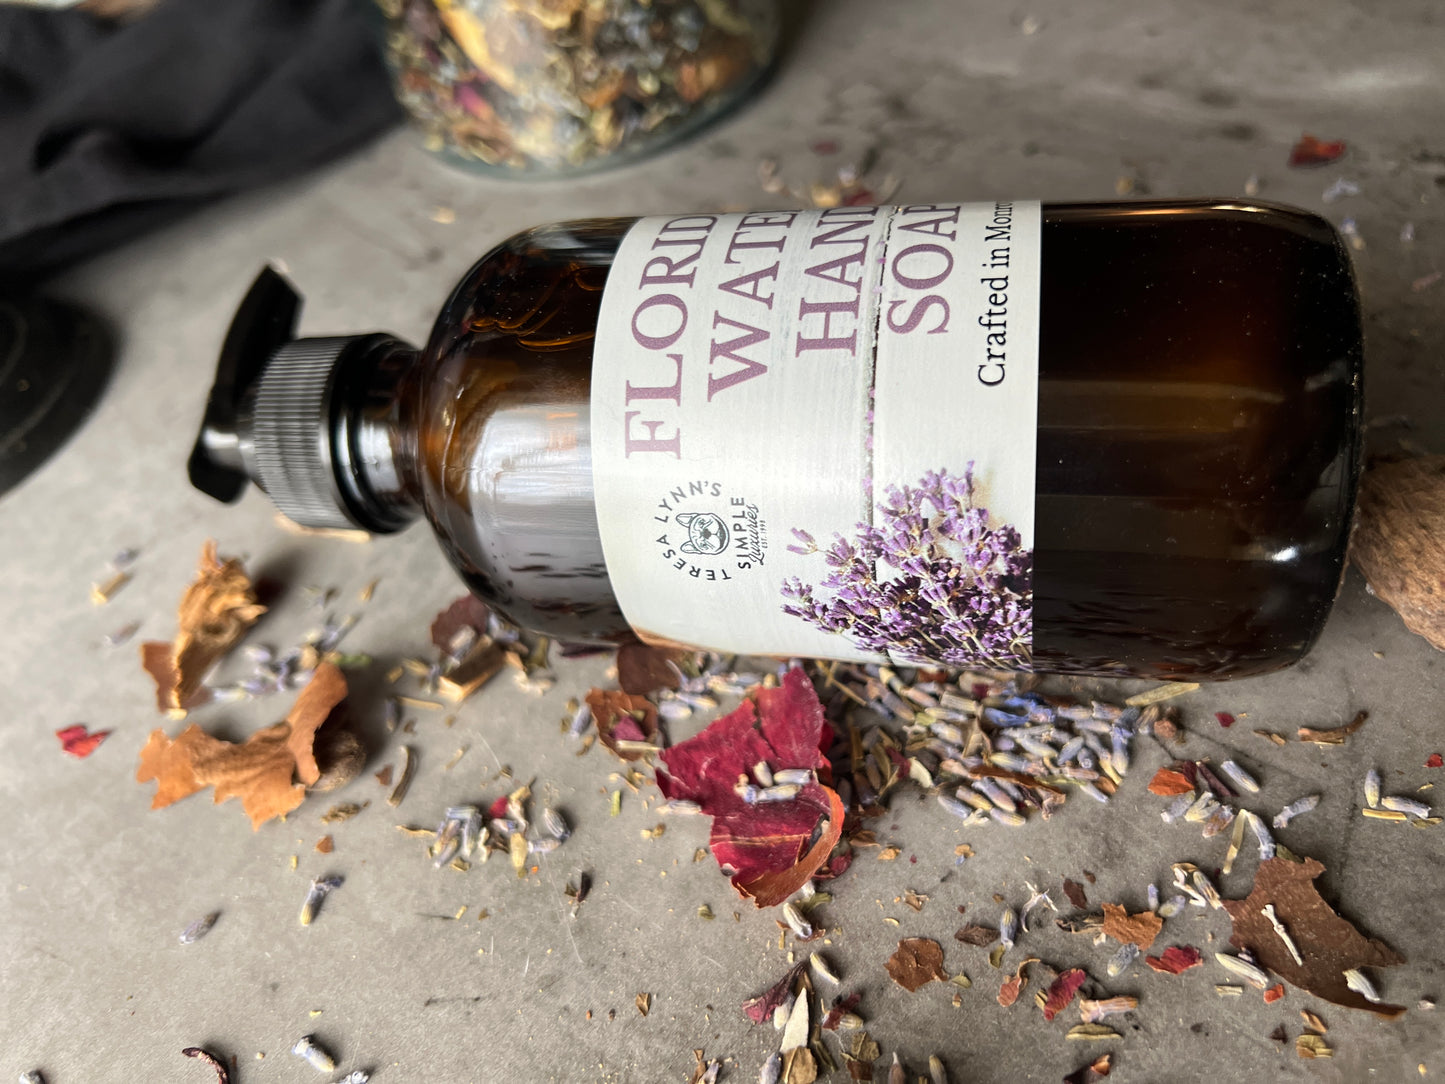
[135, 663, 347, 829]
[635, 992, 650, 1017]
[1065, 1024, 1121, 1041]
[1350, 455, 1445, 650]
[91, 570, 131, 605]
[1125, 682, 1198, 707]
[1296, 1034, 1333, 1059]
[1301, 1009, 1328, 1033]
[387, 746, 416, 808]
[1298, 711, 1368, 746]
[273, 514, 370, 541]
[438, 643, 507, 703]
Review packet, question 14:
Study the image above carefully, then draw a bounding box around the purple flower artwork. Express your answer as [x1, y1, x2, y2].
[781, 466, 1032, 668]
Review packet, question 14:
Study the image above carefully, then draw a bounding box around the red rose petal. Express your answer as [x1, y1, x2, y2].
[1215, 712, 1236, 728]
[1263, 983, 1285, 1003]
[1427, 754, 1443, 769]
[1288, 133, 1347, 168]
[657, 668, 842, 907]
[1041, 968, 1088, 1020]
[1144, 945, 1203, 974]
[56, 724, 111, 758]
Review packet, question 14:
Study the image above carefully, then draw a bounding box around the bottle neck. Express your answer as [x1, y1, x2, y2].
[331, 337, 422, 534]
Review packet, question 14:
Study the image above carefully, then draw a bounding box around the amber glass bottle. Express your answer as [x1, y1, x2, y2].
[191, 200, 1363, 680]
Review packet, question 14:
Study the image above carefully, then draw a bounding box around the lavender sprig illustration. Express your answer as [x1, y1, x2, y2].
[780, 466, 1032, 668]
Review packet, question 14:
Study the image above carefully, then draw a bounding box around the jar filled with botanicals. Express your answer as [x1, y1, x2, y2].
[190, 199, 1363, 681]
[373, 0, 779, 174]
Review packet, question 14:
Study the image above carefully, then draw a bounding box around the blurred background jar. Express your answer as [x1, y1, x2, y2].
[373, 0, 780, 175]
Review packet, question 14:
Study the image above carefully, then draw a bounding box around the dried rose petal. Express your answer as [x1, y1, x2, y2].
[1041, 968, 1088, 1021]
[657, 668, 840, 907]
[1144, 945, 1203, 974]
[1288, 133, 1347, 167]
[741, 961, 807, 1024]
[1427, 754, 1443, 769]
[1147, 767, 1196, 797]
[56, 724, 111, 758]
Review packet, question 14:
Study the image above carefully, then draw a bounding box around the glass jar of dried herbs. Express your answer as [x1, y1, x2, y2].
[371, 0, 780, 174]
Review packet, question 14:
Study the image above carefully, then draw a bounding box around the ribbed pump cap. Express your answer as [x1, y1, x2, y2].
[191, 269, 416, 533]
[249, 336, 361, 531]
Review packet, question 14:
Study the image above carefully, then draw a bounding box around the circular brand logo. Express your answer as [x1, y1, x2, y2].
[653, 480, 768, 582]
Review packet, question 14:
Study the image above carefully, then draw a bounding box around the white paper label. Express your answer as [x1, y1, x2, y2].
[590, 203, 1040, 668]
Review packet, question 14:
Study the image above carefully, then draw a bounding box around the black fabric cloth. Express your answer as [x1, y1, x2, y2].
[0, 0, 403, 283]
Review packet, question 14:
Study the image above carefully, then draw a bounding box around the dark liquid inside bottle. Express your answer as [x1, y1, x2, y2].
[389, 201, 1361, 678]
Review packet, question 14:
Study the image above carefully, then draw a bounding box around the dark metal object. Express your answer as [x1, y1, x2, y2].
[0, 295, 113, 498]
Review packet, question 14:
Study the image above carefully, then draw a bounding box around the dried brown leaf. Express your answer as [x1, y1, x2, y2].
[1222, 856, 1406, 1017]
[885, 938, 948, 992]
[782, 1047, 818, 1084]
[616, 641, 683, 696]
[136, 663, 347, 829]
[429, 594, 490, 653]
[1101, 902, 1163, 951]
[954, 924, 999, 947]
[586, 688, 660, 762]
[1062, 878, 1088, 910]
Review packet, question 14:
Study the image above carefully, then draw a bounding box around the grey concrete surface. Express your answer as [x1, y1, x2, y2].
[4, 0, 1445, 1081]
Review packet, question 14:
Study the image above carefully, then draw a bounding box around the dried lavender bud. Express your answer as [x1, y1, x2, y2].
[1381, 795, 1432, 818]
[998, 907, 1018, 949]
[1106, 943, 1139, 977]
[759, 1052, 782, 1084]
[1273, 794, 1321, 829]
[782, 901, 813, 939]
[291, 1035, 336, 1072]
[299, 876, 343, 926]
[1219, 759, 1261, 794]
[543, 807, 571, 841]
[179, 912, 219, 944]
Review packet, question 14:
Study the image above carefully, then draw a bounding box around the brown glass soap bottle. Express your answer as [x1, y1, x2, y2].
[191, 200, 1363, 680]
